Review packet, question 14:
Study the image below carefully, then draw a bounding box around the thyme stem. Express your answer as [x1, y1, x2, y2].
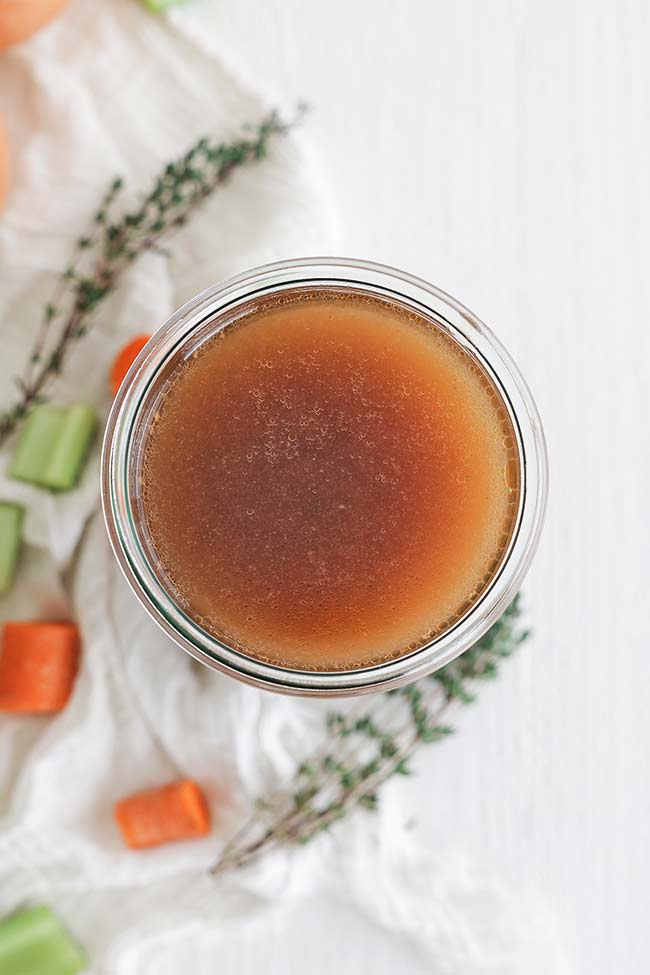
[0, 108, 304, 446]
[210, 597, 529, 876]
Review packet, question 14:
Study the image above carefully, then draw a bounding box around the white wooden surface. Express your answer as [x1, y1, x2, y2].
[208, 1, 650, 973]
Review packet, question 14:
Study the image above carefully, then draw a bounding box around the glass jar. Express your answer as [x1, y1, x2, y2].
[101, 258, 547, 696]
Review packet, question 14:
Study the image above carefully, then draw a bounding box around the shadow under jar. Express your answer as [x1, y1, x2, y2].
[101, 258, 547, 697]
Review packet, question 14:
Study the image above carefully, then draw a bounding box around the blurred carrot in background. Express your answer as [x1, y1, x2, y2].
[0, 621, 80, 714]
[115, 779, 212, 849]
[0, 0, 72, 209]
[0, 0, 69, 50]
[111, 334, 152, 397]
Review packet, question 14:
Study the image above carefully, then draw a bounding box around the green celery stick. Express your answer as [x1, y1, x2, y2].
[0, 502, 24, 593]
[143, 0, 186, 10]
[0, 905, 86, 975]
[9, 404, 97, 492]
[9, 405, 65, 485]
[42, 404, 97, 491]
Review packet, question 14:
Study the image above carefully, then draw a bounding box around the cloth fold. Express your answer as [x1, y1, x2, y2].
[0, 1, 568, 972]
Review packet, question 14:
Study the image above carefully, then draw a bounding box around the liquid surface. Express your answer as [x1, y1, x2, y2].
[141, 291, 519, 670]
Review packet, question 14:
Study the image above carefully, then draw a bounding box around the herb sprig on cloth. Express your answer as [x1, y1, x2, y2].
[0, 109, 303, 447]
[211, 596, 528, 875]
[0, 109, 531, 882]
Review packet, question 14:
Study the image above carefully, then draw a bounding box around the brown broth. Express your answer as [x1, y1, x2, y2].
[141, 290, 519, 670]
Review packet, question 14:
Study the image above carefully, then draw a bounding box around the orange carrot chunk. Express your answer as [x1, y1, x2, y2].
[110, 334, 152, 397]
[0, 621, 80, 714]
[115, 778, 211, 850]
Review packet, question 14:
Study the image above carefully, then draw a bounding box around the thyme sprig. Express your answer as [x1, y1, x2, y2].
[0, 108, 303, 447]
[211, 596, 528, 875]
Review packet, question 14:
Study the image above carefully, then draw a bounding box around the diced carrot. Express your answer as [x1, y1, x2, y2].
[115, 778, 211, 850]
[0, 621, 80, 714]
[110, 334, 152, 397]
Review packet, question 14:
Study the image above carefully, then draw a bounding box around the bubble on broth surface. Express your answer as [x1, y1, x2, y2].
[141, 289, 520, 671]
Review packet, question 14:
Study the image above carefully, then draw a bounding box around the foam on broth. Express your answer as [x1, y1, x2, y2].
[141, 289, 520, 670]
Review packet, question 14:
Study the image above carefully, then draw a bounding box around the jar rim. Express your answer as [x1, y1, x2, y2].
[101, 257, 548, 697]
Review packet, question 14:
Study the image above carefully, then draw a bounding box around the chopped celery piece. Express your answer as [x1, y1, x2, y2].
[0, 905, 86, 975]
[9, 406, 65, 484]
[43, 404, 97, 491]
[143, 0, 185, 10]
[0, 502, 24, 593]
[9, 404, 97, 492]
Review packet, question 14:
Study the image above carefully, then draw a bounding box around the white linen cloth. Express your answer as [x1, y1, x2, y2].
[0, 1, 569, 972]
